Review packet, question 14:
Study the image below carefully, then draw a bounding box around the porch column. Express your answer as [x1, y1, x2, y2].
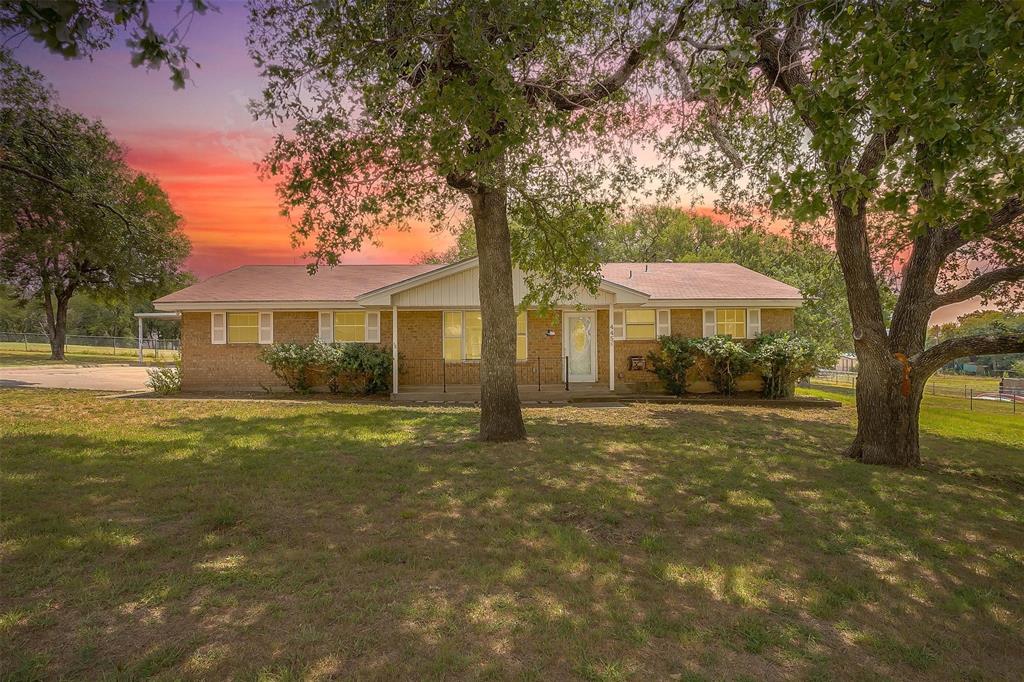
[391, 305, 399, 395]
[137, 316, 144, 365]
[608, 303, 615, 392]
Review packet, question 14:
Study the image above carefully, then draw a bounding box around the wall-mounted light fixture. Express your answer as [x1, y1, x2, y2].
[545, 329, 556, 337]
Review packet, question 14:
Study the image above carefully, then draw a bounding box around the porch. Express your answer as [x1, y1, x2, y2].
[393, 356, 667, 402]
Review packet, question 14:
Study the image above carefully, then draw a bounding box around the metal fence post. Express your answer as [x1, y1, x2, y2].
[564, 356, 569, 391]
[970, 387, 973, 410]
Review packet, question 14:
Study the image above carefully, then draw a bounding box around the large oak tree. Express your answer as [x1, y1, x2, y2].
[247, 0, 687, 441]
[0, 53, 190, 360]
[660, 0, 1024, 465]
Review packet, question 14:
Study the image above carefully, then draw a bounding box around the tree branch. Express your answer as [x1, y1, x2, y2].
[664, 48, 743, 169]
[939, 195, 1023, 255]
[932, 265, 1024, 309]
[522, 4, 690, 111]
[0, 161, 133, 230]
[855, 126, 901, 177]
[912, 332, 1024, 377]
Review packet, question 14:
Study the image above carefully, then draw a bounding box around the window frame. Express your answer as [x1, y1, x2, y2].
[226, 312, 260, 344]
[442, 309, 528, 362]
[624, 308, 657, 340]
[333, 310, 367, 344]
[715, 308, 747, 338]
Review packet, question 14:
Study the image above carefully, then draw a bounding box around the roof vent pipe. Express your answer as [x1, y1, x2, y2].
[627, 270, 632, 279]
[645, 264, 649, 272]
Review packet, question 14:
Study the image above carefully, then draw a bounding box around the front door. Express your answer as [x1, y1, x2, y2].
[563, 311, 597, 382]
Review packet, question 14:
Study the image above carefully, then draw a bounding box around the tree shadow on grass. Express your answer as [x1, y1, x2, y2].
[2, 399, 1022, 679]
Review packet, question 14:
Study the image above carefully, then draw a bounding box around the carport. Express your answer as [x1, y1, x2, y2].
[133, 311, 180, 364]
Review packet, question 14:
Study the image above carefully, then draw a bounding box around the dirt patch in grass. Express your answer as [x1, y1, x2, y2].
[1, 389, 1022, 679]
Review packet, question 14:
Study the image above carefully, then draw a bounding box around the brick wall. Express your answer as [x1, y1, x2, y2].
[181, 311, 318, 391]
[180, 305, 796, 393]
[761, 308, 795, 333]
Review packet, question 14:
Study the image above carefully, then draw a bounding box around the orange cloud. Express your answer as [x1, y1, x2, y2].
[119, 128, 452, 278]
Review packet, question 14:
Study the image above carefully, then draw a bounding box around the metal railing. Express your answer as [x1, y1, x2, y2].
[399, 357, 571, 392]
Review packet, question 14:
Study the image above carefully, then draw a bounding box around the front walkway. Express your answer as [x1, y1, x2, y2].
[0, 365, 151, 392]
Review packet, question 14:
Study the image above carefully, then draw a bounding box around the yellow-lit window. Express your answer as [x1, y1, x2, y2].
[516, 310, 527, 360]
[465, 311, 483, 360]
[334, 311, 365, 342]
[716, 308, 746, 338]
[227, 312, 259, 343]
[443, 311, 463, 361]
[625, 309, 656, 340]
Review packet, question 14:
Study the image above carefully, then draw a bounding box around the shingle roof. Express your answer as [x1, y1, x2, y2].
[155, 261, 802, 305]
[601, 262, 802, 300]
[155, 264, 444, 303]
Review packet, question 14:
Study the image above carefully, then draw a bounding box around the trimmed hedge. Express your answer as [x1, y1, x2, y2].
[649, 332, 820, 398]
[259, 340, 392, 395]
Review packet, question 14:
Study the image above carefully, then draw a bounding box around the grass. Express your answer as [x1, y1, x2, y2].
[1, 389, 1022, 680]
[0, 345, 177, 367]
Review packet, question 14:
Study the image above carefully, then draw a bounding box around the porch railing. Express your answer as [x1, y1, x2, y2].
[399, 357, 570, 392]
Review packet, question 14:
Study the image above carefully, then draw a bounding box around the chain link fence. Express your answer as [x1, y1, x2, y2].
[811, 369, 1023, 415]
[0, 331, 180, 360]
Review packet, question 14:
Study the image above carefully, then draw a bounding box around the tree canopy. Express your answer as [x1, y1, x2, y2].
[0, 52, 190, 358]
[656, 0, 1024, 464]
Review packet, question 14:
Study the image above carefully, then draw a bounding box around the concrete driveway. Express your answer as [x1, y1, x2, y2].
[0, 365, 151, 392]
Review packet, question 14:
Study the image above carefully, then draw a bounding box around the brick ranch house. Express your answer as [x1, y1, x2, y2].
[153, 258, 802, 397]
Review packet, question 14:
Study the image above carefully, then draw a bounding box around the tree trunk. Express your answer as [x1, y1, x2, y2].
[843, 349, 923, 466]
[470, 185, 527, 442]
[42, 290, 69, 361]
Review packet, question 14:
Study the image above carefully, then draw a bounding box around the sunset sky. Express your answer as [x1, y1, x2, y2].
[11, 2, 445, 278]
[9, 3, 983, 323]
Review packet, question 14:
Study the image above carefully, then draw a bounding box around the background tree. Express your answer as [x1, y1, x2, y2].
[927, 310, 1024, 375]
[660, 0, 1024, 465]
[0, 0, 210, 89]
[0, 55, 190, 359]
[248, 0, 686, 441]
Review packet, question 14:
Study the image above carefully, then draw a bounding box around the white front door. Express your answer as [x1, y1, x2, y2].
[563, 311, 597, 382]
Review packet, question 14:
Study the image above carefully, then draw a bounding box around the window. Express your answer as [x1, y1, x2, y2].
[443, 311, 463, 361]
[516, 310, 527, 360]
[443, 310, 528, 361]
[716, 308, 746, 338]
[227, 312, 259, 343]
[334, 311, 366, 342]
[625, 309, 656, 340]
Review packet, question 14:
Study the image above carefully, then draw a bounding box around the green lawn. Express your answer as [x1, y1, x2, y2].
[0, 347, 177, 367]
[2, 389, 1022, 680]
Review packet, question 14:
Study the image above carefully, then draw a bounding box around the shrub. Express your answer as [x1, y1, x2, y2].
[694, 336, 753, 395]
[648, 336, 698, 396]
[145, 361, 181, 394]
[259, 341, 392, 395]
[322, 342, 392, 395]
[752, 332, 819, 398]
[259, 342, 319, 393]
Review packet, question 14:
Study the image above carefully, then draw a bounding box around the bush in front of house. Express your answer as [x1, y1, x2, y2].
[648, 336, 698, 396]
[693, 335, 754, 396]
[751, 332, 819, 398]
[145, 361, 182, 394]
[260, 342, 320, 393]
[260, 341, 392, 395]
[321, 342, 392, 395]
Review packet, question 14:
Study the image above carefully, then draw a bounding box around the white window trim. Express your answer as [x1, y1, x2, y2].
[365, 310, 380, 343]
[224, 311, 261, 345]
[318, 311, 334, 342]
[258, 311, 274, 345]
[746, 308, 761, 339]
[703, 309, 717, 338]
[211, 312, 226, 345]
[612, 309, 625, 340]
[656, 309, 671, 338]
[624, 308, 658, 341]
